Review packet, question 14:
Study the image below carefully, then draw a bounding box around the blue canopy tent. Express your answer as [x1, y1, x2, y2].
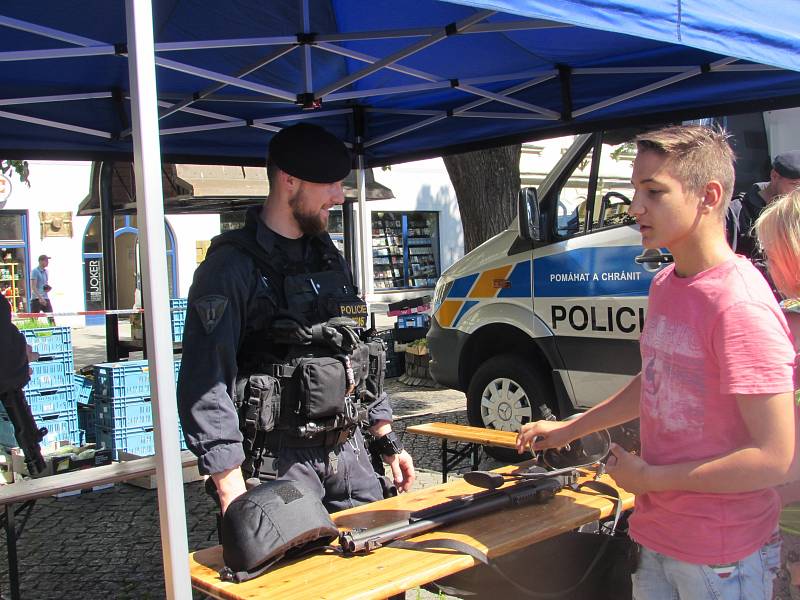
[2, 1, 800, 597]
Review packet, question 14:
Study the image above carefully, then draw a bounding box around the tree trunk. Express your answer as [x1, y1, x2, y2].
[443, 144, 521, 254]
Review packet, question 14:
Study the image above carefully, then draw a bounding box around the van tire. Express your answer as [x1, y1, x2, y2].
[466, 354, 555, 463]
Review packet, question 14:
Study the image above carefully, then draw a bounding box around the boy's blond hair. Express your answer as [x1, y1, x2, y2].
[635, 125, 736, 213]
[755, 189, 800, 298]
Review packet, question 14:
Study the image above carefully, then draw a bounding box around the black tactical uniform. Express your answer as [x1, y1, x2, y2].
[177, 207, 390, 512]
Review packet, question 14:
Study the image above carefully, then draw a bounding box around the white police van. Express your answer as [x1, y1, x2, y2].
[427, 131, 672, 460]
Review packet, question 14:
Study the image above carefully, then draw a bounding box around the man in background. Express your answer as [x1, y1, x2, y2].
[30, 254, 54, 325]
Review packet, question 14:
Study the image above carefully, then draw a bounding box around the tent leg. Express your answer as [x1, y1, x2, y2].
[125, 1, 191, 599]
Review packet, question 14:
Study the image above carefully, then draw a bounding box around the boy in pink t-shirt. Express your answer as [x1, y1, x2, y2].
[517, 125, 795, 599]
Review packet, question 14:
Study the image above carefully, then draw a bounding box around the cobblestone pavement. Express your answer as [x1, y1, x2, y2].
[0, 325, 478, 599]
[0, 401, 491, 599]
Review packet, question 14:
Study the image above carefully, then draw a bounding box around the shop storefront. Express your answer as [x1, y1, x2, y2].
[371, 211, 440, 290]
[0, 211, 30, 313]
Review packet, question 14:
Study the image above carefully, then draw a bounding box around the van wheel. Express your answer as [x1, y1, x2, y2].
[466, 354, 555, 463]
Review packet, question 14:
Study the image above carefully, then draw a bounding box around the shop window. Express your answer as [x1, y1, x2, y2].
[0, 247, 28, 313]
[372, 211, 440, 290]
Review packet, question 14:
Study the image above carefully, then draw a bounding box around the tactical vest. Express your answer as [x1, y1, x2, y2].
[206, 224, 386, 478]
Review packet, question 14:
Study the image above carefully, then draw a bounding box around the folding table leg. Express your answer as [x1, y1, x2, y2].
[441, 439, 448, 483]
[5, 503, 20, 600]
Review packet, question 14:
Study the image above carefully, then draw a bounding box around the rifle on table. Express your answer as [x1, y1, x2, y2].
[339, 467, 579, 555]
[0, 389, 47, 478]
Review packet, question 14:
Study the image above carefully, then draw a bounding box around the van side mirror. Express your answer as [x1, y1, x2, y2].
[518, 187, 541, 242]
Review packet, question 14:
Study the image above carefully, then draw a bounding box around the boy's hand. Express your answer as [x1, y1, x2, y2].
[605, 442, 651, 494]
[516, 420, 574, 454]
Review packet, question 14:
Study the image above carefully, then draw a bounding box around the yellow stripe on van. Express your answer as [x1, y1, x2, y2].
[469, 265, 513, 298]
[435, 300, 463, 328]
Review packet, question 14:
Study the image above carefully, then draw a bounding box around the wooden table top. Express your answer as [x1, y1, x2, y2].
[189, 464, 634, 600]
[405, 422, 520, 449]
[0, 450, 197, 505]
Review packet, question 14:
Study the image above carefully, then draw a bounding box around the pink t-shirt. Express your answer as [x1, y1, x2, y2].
[629, 256, 795, 564]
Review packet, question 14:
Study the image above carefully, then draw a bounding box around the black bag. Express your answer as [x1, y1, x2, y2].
[365, 339, 386, 399]
[220, 480, 338, 583]
[289, 356, 347, 419]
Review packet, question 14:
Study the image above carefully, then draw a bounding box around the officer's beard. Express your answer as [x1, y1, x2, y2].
[289, 188, 327, 236]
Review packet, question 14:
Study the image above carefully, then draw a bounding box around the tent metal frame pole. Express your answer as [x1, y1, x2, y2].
[155, 46, 296, 121]
[456, 111, 554, 120]
[364, 114, 447, 148]
[0, 46, 114, 61]
[0, 14, 99, 45]
[453, 73, 558, 114]
[573, 57, 738, 117]
[316, 10, 495, 99]
[253, 108, 352, 124]
[125, 1, 191, 599]
[160, 121, 248, 135]
[302, 0, 313, 94]
[153, 56, 296, 101]
[327, 80, 453, 102]
[455, 83, 559, 118]
[155, 36, 297, 51]
[0, 92, 112, 106]
[155, 101, 245, 123]
[366, 108, 444, 116]
[316, 41, 440, 81]
[0, 109, 112, 137]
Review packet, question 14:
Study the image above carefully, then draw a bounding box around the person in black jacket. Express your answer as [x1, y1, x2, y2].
[178, 124, 414, 515]
[727, 151, 800, 262]
[0, 294, 32, 394]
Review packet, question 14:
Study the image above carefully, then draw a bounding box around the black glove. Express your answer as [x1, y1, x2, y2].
[269, 318, 312, 345]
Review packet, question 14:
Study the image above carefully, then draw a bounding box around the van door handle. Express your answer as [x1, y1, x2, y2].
[634, 252, 673, 265]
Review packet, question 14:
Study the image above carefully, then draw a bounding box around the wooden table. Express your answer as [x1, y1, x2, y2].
[190, 464, 634, 600]
[405, 422, 519, 481]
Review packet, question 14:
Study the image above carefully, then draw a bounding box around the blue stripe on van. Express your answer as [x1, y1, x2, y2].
[448, 273, 479, 299]
[533, 246, 655, 297]
[497, 261, 531, 298]
[452, 300, 479, 327]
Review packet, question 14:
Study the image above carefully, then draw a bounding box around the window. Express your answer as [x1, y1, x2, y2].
[372, 211, 440, 289]
[554, 140, 636, 238]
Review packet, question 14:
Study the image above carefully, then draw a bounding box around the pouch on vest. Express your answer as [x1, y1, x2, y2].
[239, 374, 281, 435]
[365, 339, 386, 399]
[288, 357, 347, 419]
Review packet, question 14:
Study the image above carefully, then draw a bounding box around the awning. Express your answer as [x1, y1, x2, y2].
[76, 162, 394, 216]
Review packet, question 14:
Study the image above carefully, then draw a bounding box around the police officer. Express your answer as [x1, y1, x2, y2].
[727, 150, 800, 261]
[178, 123, 415, 515]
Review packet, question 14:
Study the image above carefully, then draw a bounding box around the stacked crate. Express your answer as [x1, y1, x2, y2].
[0, 327, 81, 448]
[75, 374, 96, 443]
[94, 359, 186, 459]
[170, 298, 187, 343]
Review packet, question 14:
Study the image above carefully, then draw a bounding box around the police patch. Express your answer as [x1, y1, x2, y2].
[195, 295, 229, 335]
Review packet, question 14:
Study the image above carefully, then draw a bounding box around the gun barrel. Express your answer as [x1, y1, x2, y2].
[339, 476, 565, 554]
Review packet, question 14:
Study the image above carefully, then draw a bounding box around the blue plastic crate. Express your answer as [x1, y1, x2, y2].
[74, 374, 94, 406]
[96, 396, 153, 430]
[0, 411, 80, 449]
[94, 361, 151, 399]
[77, 404, 96, 443]
[18, 386, 77, 417]
[97, 424, 186, 459]
[170, 298, 187, 344]
[22, 327, 72, 357]
[25, 353, 74, 392]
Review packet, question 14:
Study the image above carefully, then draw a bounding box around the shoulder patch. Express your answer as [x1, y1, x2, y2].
[194, 295, 229, 335]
